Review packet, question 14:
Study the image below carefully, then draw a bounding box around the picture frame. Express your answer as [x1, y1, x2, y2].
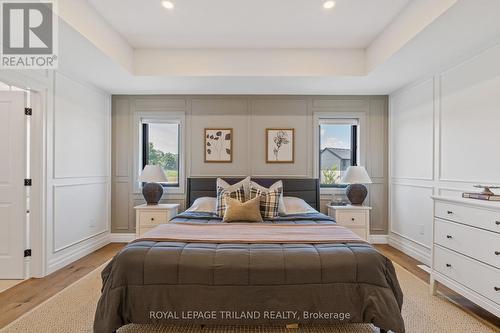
[266, 128, 294, 163]
[204, 128, 233, 163]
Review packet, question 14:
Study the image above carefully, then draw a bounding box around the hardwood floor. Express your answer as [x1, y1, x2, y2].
[0, 243, 498, 330]
[0, 243, 124, 329]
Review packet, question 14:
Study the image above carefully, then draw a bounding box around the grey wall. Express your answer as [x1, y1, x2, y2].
[112, 95, 388, 235]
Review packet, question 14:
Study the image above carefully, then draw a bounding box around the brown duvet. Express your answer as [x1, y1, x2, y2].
[94, 216, 404, 333]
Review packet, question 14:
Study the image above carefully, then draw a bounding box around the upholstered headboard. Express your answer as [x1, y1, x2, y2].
[186, 178, 320, 211]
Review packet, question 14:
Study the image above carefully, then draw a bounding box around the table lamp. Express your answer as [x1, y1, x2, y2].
[341, 166, 372, 205]
[139, 165, 168, 205]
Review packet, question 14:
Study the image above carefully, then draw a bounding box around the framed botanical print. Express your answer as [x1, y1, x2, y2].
[266, 128, 294, 163]
[204, 128, 233, 163]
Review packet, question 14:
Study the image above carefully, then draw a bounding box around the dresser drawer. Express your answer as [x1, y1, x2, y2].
[434, 245, 500, 305]
[435, 218, 500, 269]
[139, 211, 168, 227]
[336, 211, 366, 227]
[435, 201, 500, 233]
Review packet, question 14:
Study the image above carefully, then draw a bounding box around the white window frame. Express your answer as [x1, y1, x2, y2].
[313, 111, 367, 195]
[133, 111, 185, 194]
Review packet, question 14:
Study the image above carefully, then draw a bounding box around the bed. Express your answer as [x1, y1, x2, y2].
[94, 178, 404, 333]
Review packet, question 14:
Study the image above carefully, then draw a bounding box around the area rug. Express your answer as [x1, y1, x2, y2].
[1, 262, 497, 333]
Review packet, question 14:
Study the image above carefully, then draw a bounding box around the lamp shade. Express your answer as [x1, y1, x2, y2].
[139, 165, 168, 183]
[341, 166, 372, 184]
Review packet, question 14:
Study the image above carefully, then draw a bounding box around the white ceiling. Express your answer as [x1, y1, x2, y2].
[56, 0, 500, 95]
[88, 0, 410, 49]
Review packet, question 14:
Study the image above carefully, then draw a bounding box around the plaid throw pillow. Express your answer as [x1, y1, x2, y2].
[250, 187, 282, 219]
[216, 186, 245, 217]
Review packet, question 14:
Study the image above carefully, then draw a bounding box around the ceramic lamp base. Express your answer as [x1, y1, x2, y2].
[346, 184, 367, 205]
[142, 182, 163, 205]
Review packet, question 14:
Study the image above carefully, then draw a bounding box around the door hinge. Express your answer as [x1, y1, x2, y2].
[24, 249, 32, 257]
[24, 107, 32, 116]
[24, 178, 32, 186]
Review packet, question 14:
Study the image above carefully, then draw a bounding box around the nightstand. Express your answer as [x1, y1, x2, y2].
[134, 203, 180, 237]
[326, 204, 371, 241]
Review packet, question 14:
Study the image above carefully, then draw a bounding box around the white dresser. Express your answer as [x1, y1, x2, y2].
[326, 204, 371, 241]
[134, 204, 179, 237]
[430, 196, 500, 317]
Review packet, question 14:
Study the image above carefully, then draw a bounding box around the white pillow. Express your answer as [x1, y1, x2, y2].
[249, 180, 286, 215]
[217, 176, 251, 200]
[282, 197, 318, 215]
[186, 197, 217, 213]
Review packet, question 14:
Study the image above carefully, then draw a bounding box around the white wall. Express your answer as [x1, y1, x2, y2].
[389, 42, 500, 265]
[46, 72, 111, 274]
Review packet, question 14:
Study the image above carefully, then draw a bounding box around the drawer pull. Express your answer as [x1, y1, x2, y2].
[150, 218, 155, 221]
[496, 221, 500, 225]
[445, 263, 452, 268]
[351, 218, 355, 221]
[447, 211, 453, 215]
[495, 287, 500, 292]
[495, 251, 500, 256]
[446, 235, 453, 239]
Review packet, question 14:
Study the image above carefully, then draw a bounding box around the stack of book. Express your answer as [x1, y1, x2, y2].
[462, 192, 500, 201]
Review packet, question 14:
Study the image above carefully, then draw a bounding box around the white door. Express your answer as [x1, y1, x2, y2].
[0, 91, 26, 279]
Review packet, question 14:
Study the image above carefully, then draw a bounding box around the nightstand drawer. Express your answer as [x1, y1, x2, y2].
[336, 211, 366, 227]
[139, 211, 168, 226]
[349, 227, 368, 240]
[139, 225, 156, 236]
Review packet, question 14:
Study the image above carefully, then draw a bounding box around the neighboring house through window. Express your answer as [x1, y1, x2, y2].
[319, 119, 358, 187]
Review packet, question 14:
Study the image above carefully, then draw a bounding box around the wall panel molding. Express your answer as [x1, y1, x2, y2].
[389, 42, 500, 263]
[112, 95, 389, 234]
[46, 72, 111, 275]
[52, 182, 109, 252]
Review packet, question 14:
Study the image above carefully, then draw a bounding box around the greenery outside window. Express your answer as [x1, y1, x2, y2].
[319, 119, 358, 188]
[141, 121, 180, 187]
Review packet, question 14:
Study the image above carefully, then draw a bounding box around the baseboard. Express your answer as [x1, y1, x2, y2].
[417, 264, 431, 273]
[110, 233, 136, 243]
[47, 232, 110, 275]
[368, 234, 388, 244]
[389, 233, 431, 265]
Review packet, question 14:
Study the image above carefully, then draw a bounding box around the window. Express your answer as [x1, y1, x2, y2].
[319, 119, 358, 187]
[141, 121, 180, 187]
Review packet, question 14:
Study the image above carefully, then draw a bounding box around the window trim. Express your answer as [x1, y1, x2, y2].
[133, 111, 185, 195]
[313, 111, 367, 195]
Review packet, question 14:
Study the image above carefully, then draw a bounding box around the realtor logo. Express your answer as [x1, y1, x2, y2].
[1, 0, 58, 68]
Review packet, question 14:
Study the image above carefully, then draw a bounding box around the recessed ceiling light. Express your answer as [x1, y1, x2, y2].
[323, 1, 336, 9]
[161, 0, 174, 10]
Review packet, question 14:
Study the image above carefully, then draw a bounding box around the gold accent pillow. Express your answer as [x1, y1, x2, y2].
[222, 196, 263, 223]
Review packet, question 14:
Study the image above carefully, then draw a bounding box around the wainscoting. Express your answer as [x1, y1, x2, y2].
[45, 72, 111, 274]
[389, 42, 500, 265]
[112, 95, 389, 236]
